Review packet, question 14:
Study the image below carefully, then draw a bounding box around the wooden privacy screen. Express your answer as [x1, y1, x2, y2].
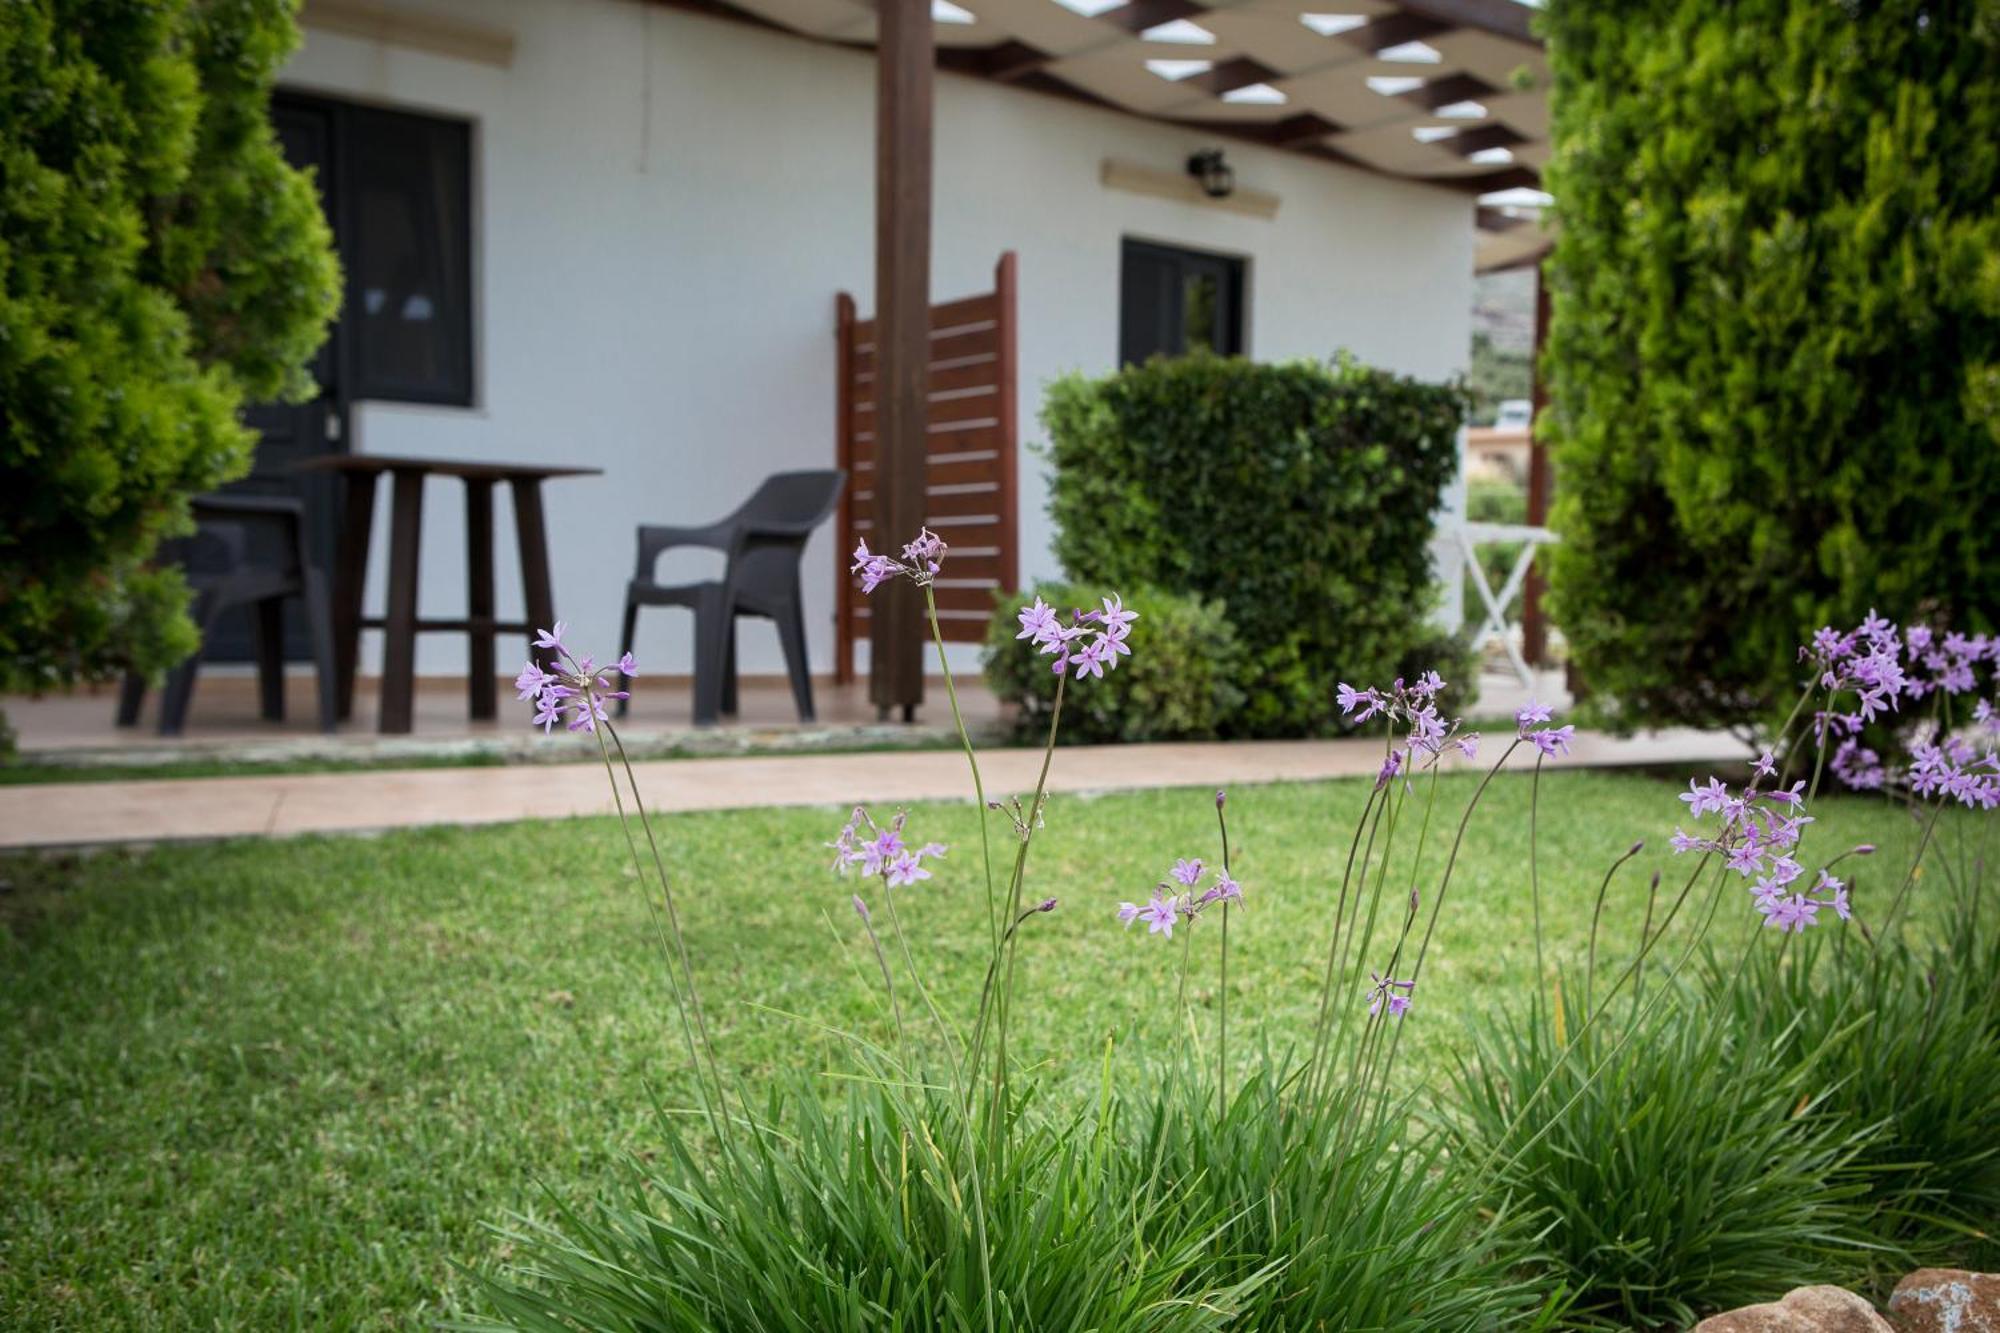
[834, 251, 1019, 683]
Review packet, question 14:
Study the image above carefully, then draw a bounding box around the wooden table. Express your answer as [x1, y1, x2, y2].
[296, 454, 602, 734]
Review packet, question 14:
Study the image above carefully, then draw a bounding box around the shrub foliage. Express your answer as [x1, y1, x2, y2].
[1540, 0, 2000, 733]
[0, 0, 339, 693]
[1038, 355, 1471, 737]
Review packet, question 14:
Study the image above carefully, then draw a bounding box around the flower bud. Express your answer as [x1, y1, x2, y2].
[851, 895, 870, 922]
[1036, 897, 1058, 913]
[1853, 843, 1876, 856]
[1629, 840, 1645, 855]
[1215, 789, 1227, 809]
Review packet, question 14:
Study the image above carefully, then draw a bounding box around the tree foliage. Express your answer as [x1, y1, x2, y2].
[1540, 0, 2000, 733]
[0, 0, 338, 694]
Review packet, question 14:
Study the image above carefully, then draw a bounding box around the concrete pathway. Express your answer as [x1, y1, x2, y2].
[0, 727, 1747, 851]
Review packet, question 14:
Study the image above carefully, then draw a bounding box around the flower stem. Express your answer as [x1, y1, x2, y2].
[924, 585, 998, 953]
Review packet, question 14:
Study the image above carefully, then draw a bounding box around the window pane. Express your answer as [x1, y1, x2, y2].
[1182, 272, 1219, 356]
[347, 106, 471, 403]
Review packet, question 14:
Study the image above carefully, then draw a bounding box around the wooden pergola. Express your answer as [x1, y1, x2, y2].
[665, 0, 1552, 714]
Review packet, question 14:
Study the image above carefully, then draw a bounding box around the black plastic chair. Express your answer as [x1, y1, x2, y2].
[618, 470, 845, 725]
[117, 493, 339, 736]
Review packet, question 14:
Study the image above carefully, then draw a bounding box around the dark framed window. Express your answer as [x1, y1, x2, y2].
[1119, 239, 1245, 365]
[277, 91, 475, 406]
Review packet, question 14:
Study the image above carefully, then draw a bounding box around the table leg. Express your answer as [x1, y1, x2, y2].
[511, 478, 557, 671]
[332, 471, 378, 721]
[380, 469, 425, 734]
[465, 479, 497, 720]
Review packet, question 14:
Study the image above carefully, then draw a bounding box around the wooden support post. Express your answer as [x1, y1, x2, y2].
[871, 0, 933, 720]
[1521, 262, 1552, 668]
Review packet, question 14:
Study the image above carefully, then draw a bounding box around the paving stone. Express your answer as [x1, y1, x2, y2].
[1696, 1285, 1893, 1333]
[1888, 1269, 2000, 1333]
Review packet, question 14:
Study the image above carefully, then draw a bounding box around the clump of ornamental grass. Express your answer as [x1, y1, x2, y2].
[1712, 915, 2000, 1284]
[1451, 975, 1883, 1330]
[471, 526, 1591, 1330]
[1450, 611, 1999, 1325]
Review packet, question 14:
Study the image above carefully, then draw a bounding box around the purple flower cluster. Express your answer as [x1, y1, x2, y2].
[829, 806, 949, 889]
[850, 528, 948, 594]
[1670, 773, 1851, 932]
[1366, 971, 1415, 1019]
[1336, 672, 1480, 788]
[1115, 855, 1241, 940]
[1513, 700, 1575, 759]
[1017, 593, 1138, 680]
[1807, 613, 2000, 808]
[515, 622, 635, 735]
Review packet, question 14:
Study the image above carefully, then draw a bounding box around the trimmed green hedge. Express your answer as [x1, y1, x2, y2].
[1540, 0, 2000, 733]
[982, 581, 1243, 743]
[1026, 354, 1473, 738]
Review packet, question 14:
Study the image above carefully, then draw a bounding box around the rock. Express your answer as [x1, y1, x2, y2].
[1887, 1269, 2000, 1333]
[1696, 1285, 1894, 1333]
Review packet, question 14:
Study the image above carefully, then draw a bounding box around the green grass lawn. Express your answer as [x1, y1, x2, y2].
[0, 767, 1947, 1329]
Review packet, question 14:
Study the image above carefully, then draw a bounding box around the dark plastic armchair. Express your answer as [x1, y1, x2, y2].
[618, 470, 845, 725]
[117, 493, 338, 736]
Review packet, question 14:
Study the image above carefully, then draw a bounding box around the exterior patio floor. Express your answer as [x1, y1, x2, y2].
[2, 672, 1009, 769]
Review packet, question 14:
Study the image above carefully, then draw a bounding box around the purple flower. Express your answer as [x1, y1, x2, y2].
[1116, 900, 1142, 928]
[519, 632, 636, 736]
[515, 660, 554, 703]
[850, 541, 899, 594]
[1376, 747, 1406, 790]
[1514, 700, 1553, 731]
[1212, 872, 1241, 903]
[1763, 893, 1820, 933]
[1680, 777, 1731, 818]
[1337, 682, 1383, 722]
[829, 806, 946, 885]
[1367, 972, 1415, 1019]
[1016, 598, 1058, 644]
[1455, 733, 1481, 760]
[617, 652, 638, 677]
[1138, 889, 1179, 939]
[1170, 858, 1204, 887]
[1528, 725, 1574, 759]
[1097, 593, 1138, 637]
[1069, 636, 1111, 680]
[1752, 751, 1777, 780]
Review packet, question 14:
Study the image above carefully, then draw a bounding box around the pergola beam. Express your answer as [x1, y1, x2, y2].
[871, 0, 932, 719]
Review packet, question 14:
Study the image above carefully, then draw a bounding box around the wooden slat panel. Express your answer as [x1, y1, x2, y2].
[836, 253, 1019, 669]
[849, 293, 998, 346]
[853, 359, 1000, 398]
[852, 422, 1006, 455]
[852, 453, 999, 488]
[853, 326, 998, 372]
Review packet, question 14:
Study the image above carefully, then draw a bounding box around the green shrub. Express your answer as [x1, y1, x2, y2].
[1540, 0, 2000, 733]
[1042, 354, 1474, 738]
[1450, 981, 1884, 1329]
[981, 582, 1244, 743]
[0, 0, 339, 694]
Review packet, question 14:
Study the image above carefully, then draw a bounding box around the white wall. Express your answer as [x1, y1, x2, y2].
[282, 0, 1474, 684]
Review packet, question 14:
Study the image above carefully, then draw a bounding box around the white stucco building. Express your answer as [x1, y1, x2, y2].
[267, 0, 1547, 693]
